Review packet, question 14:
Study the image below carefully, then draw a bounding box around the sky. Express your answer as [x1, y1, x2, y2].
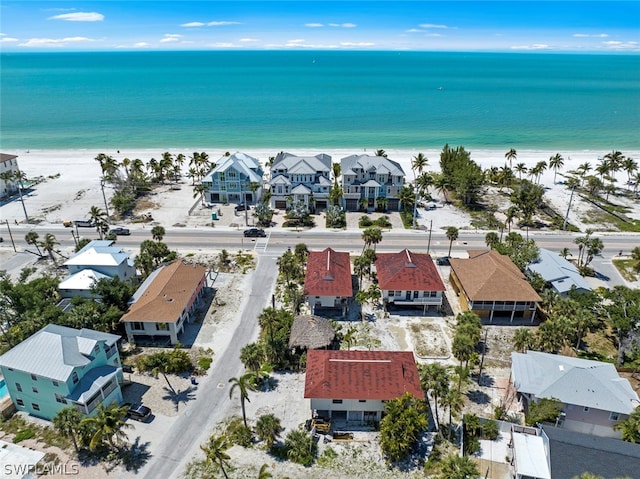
[1, 1, 638, 53]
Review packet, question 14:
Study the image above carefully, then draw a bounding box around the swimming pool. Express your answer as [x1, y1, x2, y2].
[0, 379, 8, 398]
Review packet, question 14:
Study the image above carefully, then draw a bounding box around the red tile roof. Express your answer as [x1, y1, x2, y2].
[375, 249, 445, 292]
[304, 248, 352, 298]
[120, 260, 206, 324]
[449, 250, 541, 302]
[304, 350, 423, 400]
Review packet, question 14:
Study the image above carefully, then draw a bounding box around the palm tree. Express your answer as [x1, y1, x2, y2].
[229, 372, 257, 428]
[420, 362, 450, 431]
[441, 388, 464, 440]
[513, 327, 535, 353]
[631, 246, 640, 272]
[331, 162, 341, 184]
[445, 226, 459, 257]
[505, 206, 518, 233]
[398, 185, 416, 214]
[514, 162, 527, 180]
[604, 150, 625, 179]
[375, 149, 387, 158]
[549, 153, 564, 184]
[81, 402, 131, 451]
[39, 233, 60, 263]
[361, 226, 383, 253]
[614, 407, 640, 443]
[151, 225, 165, 242]
[89, 206, 109, 238]
[433, 174, 450, 203]
[193, 183, 207, 206]
[559, 247, 571, 259]
[485, 232, 499, 249]
[375, 195, 388, 212]
[411, 153, 429, 227]
[200, 434, 232, 479]
[53, 406, 83, 452]
[24, 231, 43, 257]
[622, 157, 638, 188]
[255, 413, 283, 448]
[505, 148, 517, 168]
[438, 453, 479, 479]
[13, 169, 30, 223]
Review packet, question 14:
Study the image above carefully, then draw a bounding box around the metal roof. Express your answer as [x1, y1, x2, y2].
[0, 324, 120, 382]
[511, 351, 639, 414]
[58, 269, 111, 291]
[64, 240, 131, 268]
[340, 154, 406, 177]
[527, 248, 591, 294]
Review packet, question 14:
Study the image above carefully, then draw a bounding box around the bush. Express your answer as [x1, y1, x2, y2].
[359, 215, 373, 227]
[374, 215, 392, 228]
[525, 398, 563, 426]
[284, 427, 317, 467]
[135, 347, 193, 375]
[13, 428, 35, 443]
[197, 357, 213, 371]
[481, 419, 499, 440]
[226, 417, 253, 447]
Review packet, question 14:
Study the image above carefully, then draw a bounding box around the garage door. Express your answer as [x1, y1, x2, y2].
[345, 199, 359, 211]
[275, 200, 287, 209]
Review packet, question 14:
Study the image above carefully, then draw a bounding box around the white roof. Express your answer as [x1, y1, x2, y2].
[271, 152, 332, 174]
[59, 269, 111, 291]
[0, 441, 45, 479]
[512, 432, 552, 479]
[340, 154, 406, 177]
[0, 324, 120, 382]
[64, 240, 130, 268]
[291, 184, 312, 194]
[527, 248, 591, 294]
[270, 174, 292, 186]
[202, 152, 263, 183]
[511, 351, 639, 414]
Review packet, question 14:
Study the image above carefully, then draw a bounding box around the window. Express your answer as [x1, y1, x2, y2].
[16, 383, 22, 392]
[610, 412, 620, 421]
[31, 374, 37, 381]
[359, 400, 366, 403]
[413, 291, 419, 298]
[32, 387, 38, 394]
[72, 372, 79, 384]
[156, 323, 169, 331]
[583, 407, 590, 412]
[131, 322, 144, 331]
[93, 344, 100, 355]
[332, 399, 343, 404]
[55, 394, 67, 404]
[16, 399, 24, 407]
[32, 403, 40, 411]
[52, 380, 59, 387]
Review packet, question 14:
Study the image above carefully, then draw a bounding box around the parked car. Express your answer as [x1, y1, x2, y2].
[0, 236, 3, 243]
[124, 403, 151, 422]
[436, 256, 450, 266]
[235, 203, 250, 211]
[63, 220, 73, 227]
[243, 228, 266, 238]
[74, 220, 95, 228]
[109, 227, 130, 236]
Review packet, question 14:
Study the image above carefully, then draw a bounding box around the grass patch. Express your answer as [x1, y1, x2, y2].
[612, 259, 639, 282]
[409, 322, 448, 357]
[583, 330, 617, 362]
[583, 209, 640, 232]
[0, 415, 71, 449]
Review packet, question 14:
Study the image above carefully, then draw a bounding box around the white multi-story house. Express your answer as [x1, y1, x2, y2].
[269, 152, 332, 210]
[0, 153, 19, 199]
[63, 240, 136, 280]
[304, 350, 423, 426]
[340, 154, 406, 212]
[0, 325, 123, 420]
[201, 152, 264, 204]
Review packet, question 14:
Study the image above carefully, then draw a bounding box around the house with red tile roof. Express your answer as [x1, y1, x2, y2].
[304, 350, 423, 425]
[120, 260, 207, 345]
[304, 248, 352, 317]
[375, 249, 445, 310]
[449, 250, 541, 323]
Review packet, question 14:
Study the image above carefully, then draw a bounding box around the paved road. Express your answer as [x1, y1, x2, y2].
[137, 254, 278, 479]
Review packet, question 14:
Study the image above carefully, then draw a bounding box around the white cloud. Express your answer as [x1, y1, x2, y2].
[19, 36, 95, 47]
[181, 22, 205, 28]
[573, 33, 608, 38]
[1, 36, 19, 43]
[207, 42, 241, 48]
[426, 33, 443, 37]
[305, 23, 324, 28]
[406, 28, 424, 33]
[340, 42, 375, 47]
[160, 34, 181, 43]
[288, 39, 305, 44]
[239, 38, 259, 43]
[134, 42, 150, 48]
[510, 43, 551, 51]
[602, 40, 638, 50]
[419, 23, 449, 29]
[48, 12, 104, 22]
[207, 21, 241, 26]
[329, 23, 357, 28]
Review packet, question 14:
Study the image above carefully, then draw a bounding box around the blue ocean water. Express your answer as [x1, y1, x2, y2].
[1, 51, 638, 150]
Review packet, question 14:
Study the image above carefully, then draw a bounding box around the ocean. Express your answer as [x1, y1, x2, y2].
[1, 51, 638, 150]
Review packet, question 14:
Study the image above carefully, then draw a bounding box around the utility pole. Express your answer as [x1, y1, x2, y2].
[427, 220, 433, 254]
[478, 329, 488, 386]
[4, 219, 17, 252]
[563, 184, 576, 231]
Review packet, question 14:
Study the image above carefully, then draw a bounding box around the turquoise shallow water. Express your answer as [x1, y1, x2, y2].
[1, 51, 638, 150]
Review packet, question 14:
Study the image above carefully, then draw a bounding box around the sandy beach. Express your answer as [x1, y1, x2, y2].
[1, 147, 638, 234]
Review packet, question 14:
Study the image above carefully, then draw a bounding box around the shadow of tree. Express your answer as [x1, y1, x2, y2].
[466, 389, 492, 405]
[76, 437, 151, 473]
[118, 437, 152, 472]
[162, 385, 197, 411]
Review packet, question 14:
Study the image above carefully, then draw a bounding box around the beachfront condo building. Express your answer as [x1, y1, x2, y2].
[0, 325, 123, 420]
[340, 154, 406, 212]
[269, 152, 332, 211]
[0, 153, 19, 199]
[201, 152, 264, 204]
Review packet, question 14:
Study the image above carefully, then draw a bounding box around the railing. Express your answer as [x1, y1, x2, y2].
[471, 302, 533, 311]
[391, 297, 442, 305]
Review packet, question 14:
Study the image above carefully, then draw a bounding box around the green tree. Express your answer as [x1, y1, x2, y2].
[485, 232, 499, 249]
[379, 392, 428, 463]
[438, 453, 480, 479]
[525, 398, 562, 426]
[13, 169, 30, 223]
[53, 406, 84, 452]
[439, 144, 484, 206]
[513, 327, 535, 353]
[89, 206, 109, 238]
[598, 286, 640, 366]
[24, 231, 43, 257]
[81, 402, 131, 451]
[446, 226, 459, 257]
[255, 413, 284, 448]
[549, 153, 565, 184]
[441, 388, 464, 440]
[614, 407, 640, 443]
[361, 226, 383, 253]
[419, 362, 450, 431]
[193, 183, 207, 206]
[284, 427, 317, 466]
[39, 233, 60, 263]
[151, 225, 165, 241]
[200, 434, 232, 479]
[511, 180, 544, 226]
[91, 276, 135, 312]
[229, 371, 258, 428]
[505, 148, 517, 169]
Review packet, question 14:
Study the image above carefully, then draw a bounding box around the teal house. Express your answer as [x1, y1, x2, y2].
[202, 152, 264, 205]
[0, 325, 123, 421]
